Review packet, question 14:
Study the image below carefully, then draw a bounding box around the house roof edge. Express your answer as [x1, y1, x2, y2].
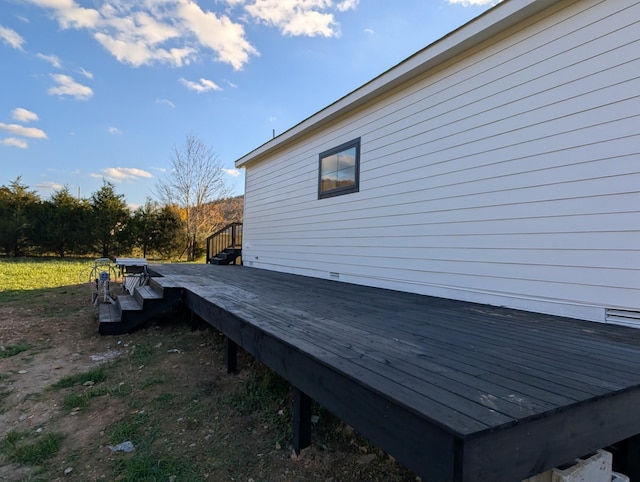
[235, 0, 560, 169]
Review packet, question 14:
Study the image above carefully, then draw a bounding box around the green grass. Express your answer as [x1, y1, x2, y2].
[0, 431, 65, 465]
[112, 453, 202, 482]
[230, 363, 293, 443]
[61, 387, 110, 411]
[0, 341, 31, 358]
[129, 343, 155, 366]
[108, 412, 151, 446]
[0, 257, 90, 290]
[139, 371, 166, 388]
[51, 367, 108, 389]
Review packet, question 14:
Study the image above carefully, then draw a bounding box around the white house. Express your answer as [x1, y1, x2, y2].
[235, 0, 640, 326]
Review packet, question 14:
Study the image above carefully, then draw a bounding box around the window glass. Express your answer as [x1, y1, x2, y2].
[319, 139, 360, 198]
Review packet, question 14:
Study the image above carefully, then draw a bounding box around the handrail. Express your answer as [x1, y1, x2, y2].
[205, 222, 243, 263]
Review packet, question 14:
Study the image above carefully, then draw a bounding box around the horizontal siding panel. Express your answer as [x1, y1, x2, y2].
[245, 199, 640, 234]
[244, 253, 637, 308]
[362, 45, 640, 167]
[250, 252, 637, 290]
[245, 231, 639, 252]
[249, 245, 638, 271]
[246, 173, 640, 224]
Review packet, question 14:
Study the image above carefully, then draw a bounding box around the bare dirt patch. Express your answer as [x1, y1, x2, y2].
[1, 284, 417, 481]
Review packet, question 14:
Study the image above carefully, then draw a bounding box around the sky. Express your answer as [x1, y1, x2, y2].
[0, 0, 498, 208]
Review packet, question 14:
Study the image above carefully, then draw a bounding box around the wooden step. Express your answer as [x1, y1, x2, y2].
[117, 294, 143, 311]
[98, 276, 183, 335]
[98, 303, 121, 324]
[134, 284, 163, 305]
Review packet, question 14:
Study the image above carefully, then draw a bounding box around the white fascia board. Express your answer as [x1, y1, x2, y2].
[235, 0, 559, 169]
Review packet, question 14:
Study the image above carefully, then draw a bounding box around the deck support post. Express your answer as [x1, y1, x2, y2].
[293, 388, 311, 454]
[614, 434, 640, 480]
[226, 337, 237, 374]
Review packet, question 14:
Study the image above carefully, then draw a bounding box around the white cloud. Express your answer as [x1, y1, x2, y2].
[179, 77, 221, 93]
[25, 1, 362, 69]
[174, 1, 258, 70]
[336, 0, 359, 12]
[224, 79, 238, 89]
[107, 126, 123, 135]
[363, 28, 374, 35]
[0, 25, 25, 50]
[155, 98, 175, 108]
[26, 0, 258, 70]
[1, 137, 29, 149]
[77, 67, 93, 78]
[36, 53, 63, 68]
[446, 0, 501, 5]
[242, 0, 340, 37]
[26, 0, 100, 29]
[93, 31, 195, 68]
[48, 73, 93, 100]
[92, 167, 153, 182]
[0, 122, 48, 138]
[36, 180, 65, 191]
[223, 168, 241, 177]
[12, 108, 40, 123]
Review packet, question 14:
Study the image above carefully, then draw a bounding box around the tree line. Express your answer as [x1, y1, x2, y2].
[0, 177, 243, 260]
[0, 135, 243, 260]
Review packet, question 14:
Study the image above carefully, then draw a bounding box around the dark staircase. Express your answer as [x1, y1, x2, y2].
[206, 222, 242, 265]
[209, 247, 242, 265]
[98, 277, 181, 335]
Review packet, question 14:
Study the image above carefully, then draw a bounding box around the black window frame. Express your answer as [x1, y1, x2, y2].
[318, 137, 360, 199]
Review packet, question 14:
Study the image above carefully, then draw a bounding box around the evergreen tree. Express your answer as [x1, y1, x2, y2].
[0, 177, 40, 256]
[131, 199, 183, 258]
[90, 181, 131, 258]
[32, 187, 91, 257]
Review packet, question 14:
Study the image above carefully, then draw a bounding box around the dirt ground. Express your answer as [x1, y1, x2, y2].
[0, 284, 418, 482]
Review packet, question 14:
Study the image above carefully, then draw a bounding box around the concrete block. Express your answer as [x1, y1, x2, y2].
[551, 450, 612, 482]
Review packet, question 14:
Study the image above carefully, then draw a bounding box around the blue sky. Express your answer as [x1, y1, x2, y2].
[0, 0, 496, 208]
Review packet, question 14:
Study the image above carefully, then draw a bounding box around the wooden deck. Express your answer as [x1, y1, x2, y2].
[149, 263, 640, 481]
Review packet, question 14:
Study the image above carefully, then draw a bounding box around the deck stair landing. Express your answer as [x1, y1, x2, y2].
[98, 277, 181, 335]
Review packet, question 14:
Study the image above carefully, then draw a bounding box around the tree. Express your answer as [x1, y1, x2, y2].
[156, 134, 230, 261]
[90, 181, 131, 258]
[0, 177, 40, 256]
[207, 195, 243, 232]
[31, 187, 91, 257]
[131, 199, 183, 259]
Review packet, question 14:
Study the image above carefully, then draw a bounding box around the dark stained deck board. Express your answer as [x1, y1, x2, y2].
[183, 271, 636, 396]
[154, 268, 640, 418]
[296, 286, 640, 375]
[284, 275, 640, 365]
[150, 264, 640, 481]
[160, 266, 640, 400]
[217, 296, 563, 419]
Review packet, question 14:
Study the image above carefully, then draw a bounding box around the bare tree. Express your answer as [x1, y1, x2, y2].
[156, 134, 231, 261]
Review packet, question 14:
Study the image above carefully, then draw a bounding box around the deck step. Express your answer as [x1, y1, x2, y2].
[117, 294, 143, 311]
[99, 303, 121, 323]
[136, 285, 163, 299]
[134, 284, 163, 305]
[209, 248, 241, 265]
[98, 279, 182, 335]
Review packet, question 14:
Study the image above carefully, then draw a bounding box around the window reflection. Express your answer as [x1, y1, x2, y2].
[319, 139, 360, 198]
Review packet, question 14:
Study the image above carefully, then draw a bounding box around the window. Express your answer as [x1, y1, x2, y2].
[318, 138, 360, 199]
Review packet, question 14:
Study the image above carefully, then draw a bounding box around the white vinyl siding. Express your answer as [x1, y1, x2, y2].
[240, 0, 640, 323]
